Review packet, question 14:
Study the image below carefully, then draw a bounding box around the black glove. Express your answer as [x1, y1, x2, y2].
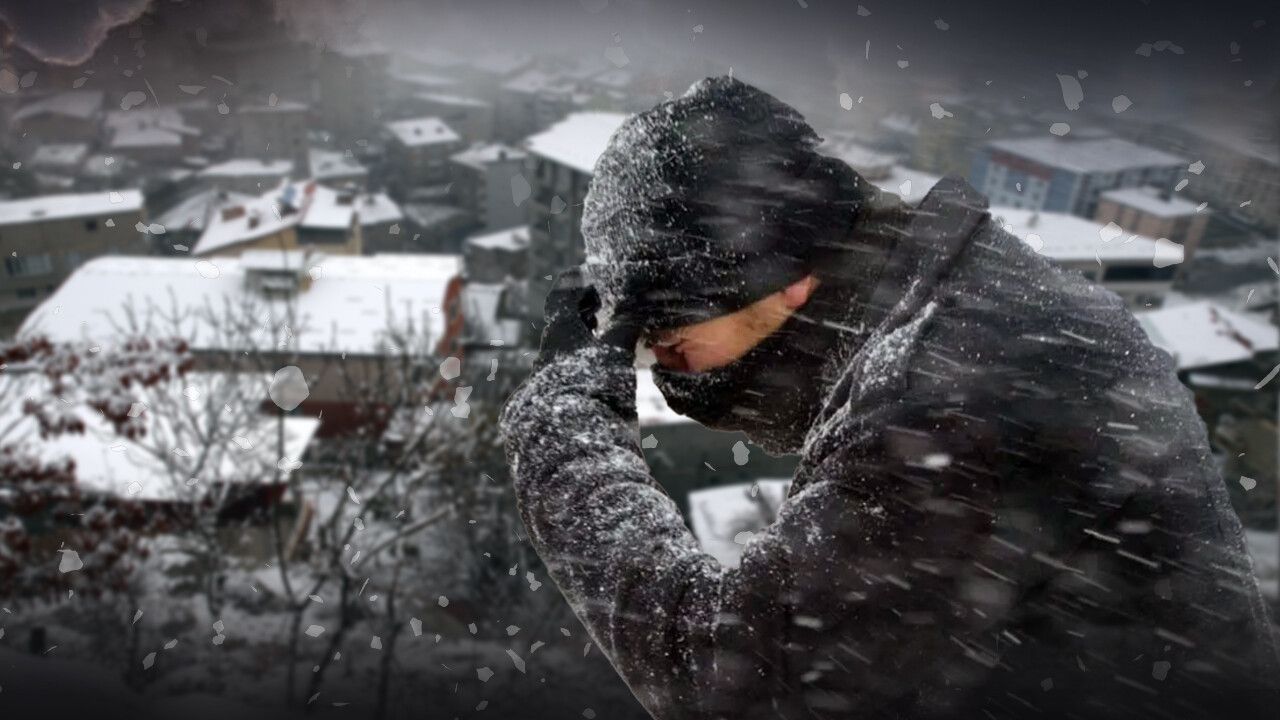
[535, 267, 641, 369]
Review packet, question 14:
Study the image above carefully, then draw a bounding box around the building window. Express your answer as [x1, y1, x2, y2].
[5, 253, 54, 277]
[85, 219, 98, 231]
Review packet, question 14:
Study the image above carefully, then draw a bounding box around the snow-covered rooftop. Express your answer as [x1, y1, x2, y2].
[0, 372, 318, 502]
[459, 282, 522, 347]
[239, 101, 309, 114]
[200, 158, 293, 178]
[389, 70, 459, 90]
[14, 90, 104, 121]
[451, 142, 527, 170]
[1100, 186, 1202, 218]
[466, 226, 529, 251]
[384, 116, 460, 147]
[29, 143, 90, 167]
[987, 136, 1186, 174]
[195, 185, 300, 254]
[871, 166, 943, 204]
[1137, 301, 1278, 371]
[309, 147, 368, 181]
[0, 189, 143, 226]
[990, 205, 1184, 265]
[20, 253, 463, 357]
[416, 92, 490, 108]
[525, 111, 629, 175]
[111, 125, 184, 149]
[194, 181, 402, 253]
[153, 188, 255, 234]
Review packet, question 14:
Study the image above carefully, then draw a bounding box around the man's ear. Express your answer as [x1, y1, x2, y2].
[781, 275, 819, 310]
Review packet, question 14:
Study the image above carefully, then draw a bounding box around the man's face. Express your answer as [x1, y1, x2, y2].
[643, 275, 818, 373]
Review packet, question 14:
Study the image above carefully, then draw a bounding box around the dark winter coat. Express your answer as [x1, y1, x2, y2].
[500, 177, 1280, 720]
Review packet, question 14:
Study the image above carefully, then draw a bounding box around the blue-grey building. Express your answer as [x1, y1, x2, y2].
[971, 135, 1186, 219]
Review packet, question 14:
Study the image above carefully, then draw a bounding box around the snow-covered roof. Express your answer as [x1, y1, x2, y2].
[823, 140, 898, 176]
[525, 111, 629, 175]
[13, 90, 104, 121]
[451, 142, 527, 170]
[29, 143, 90, 167]
[1100, 186, 1202, 218]
[389, 70, 459, 90]
[200, 158, 293, 178]
[104, 107, 199, 136]
[153, 188, 255, 234]
[688, 480, 792, 567]
[986, 136, 1186, 174]
[1136, 301, 1278, 371]
[466, 226, 529, 251]
[871, 165, 943, 204]
[0, 189, 143, 226]
[384, 116, 460, 147]
[309, 147, 368, 181]
[194, 185, 300, 254]
[0, 372, 318, 502]
[990, 205, 1184, 265]
[20, 253, 463, 357]
[416, 92, 490, 108]
[239, 101, 309, 114]
[353, 192, 403, 226]
[111, 125, 183, 149]
[503, 69, 568, 96]
[636, 368, 688, 426]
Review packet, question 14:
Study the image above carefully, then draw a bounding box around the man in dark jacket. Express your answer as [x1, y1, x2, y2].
[500, 76, 1280, 719]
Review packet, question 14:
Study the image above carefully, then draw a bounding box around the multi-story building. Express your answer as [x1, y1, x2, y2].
[521, 111, 628, 325]
[237, 101, 311, 177]
[316, 45, 391, 142]
[450, 142, 528, 233]
[0, 189, 145, 318]
[1095, 186, 1209, 262]
[393, 93, 494, 144]
[382, 117, 463, 199]
[972, 135, 1186, 219]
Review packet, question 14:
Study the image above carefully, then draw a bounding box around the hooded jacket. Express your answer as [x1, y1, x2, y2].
[500, 177, 1280, 720]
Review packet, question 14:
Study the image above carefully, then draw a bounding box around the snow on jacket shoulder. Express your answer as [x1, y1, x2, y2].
[500, 177, 1280, 720]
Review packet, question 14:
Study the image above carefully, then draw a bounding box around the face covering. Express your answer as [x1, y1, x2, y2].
[650, 284, 864, 455]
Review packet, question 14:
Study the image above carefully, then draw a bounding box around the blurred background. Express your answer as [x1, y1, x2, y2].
[0, 1, 1275, 717]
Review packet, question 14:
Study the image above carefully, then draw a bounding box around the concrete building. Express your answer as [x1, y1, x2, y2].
[103, 108, 202, 166]
[151, 187, 255, 254]
[991, 205, 1185, 309]
[450, 142, 528, 232]
[496, 70, 579, 143]
[972, 135, 1186, 218]
[0, 189, 145, 317]
[316, 45, 391, 141]
[1095, 186, 1209, 261]
[522, 112, 629, 325]
[383, 117, 463, 199]
[309, 147, 368, 189]
[238, 101, 311, 178]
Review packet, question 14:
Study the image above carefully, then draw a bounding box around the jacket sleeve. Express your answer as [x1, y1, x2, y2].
[501, 346, 1008, 719]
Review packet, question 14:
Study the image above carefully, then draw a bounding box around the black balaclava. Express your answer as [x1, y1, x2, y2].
[581, 75, 899, 454]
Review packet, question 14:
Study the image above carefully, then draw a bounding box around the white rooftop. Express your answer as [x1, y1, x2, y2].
[987, 136, 1186, 174]
[451, 143, 526, 170]
[194, 184, 300, 254]
[0, 189, 143, 226]
[29, 143, 90, 167]
[1100, 186, 1203, 218]
[416, 92, 490, 108]
[20, 253, 463, 357]
[309, 147, 368, 181]
[990, 205, 1184, 265]
[153, 188, 256, 234]
[466, 226, 528, 251]
[200, 158, 293, 178]
[871, 166, 943, 204]
[194, 181, 401, 253]
[0, 372, 317, 503]
[385, 116, 460, 147]
[14, 90, 104, 121]
[1137, 301, 1278, 371]
[525, 111, 629, 175]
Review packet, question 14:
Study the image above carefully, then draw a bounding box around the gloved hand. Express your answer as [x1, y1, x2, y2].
[534, 266, 641, 369]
